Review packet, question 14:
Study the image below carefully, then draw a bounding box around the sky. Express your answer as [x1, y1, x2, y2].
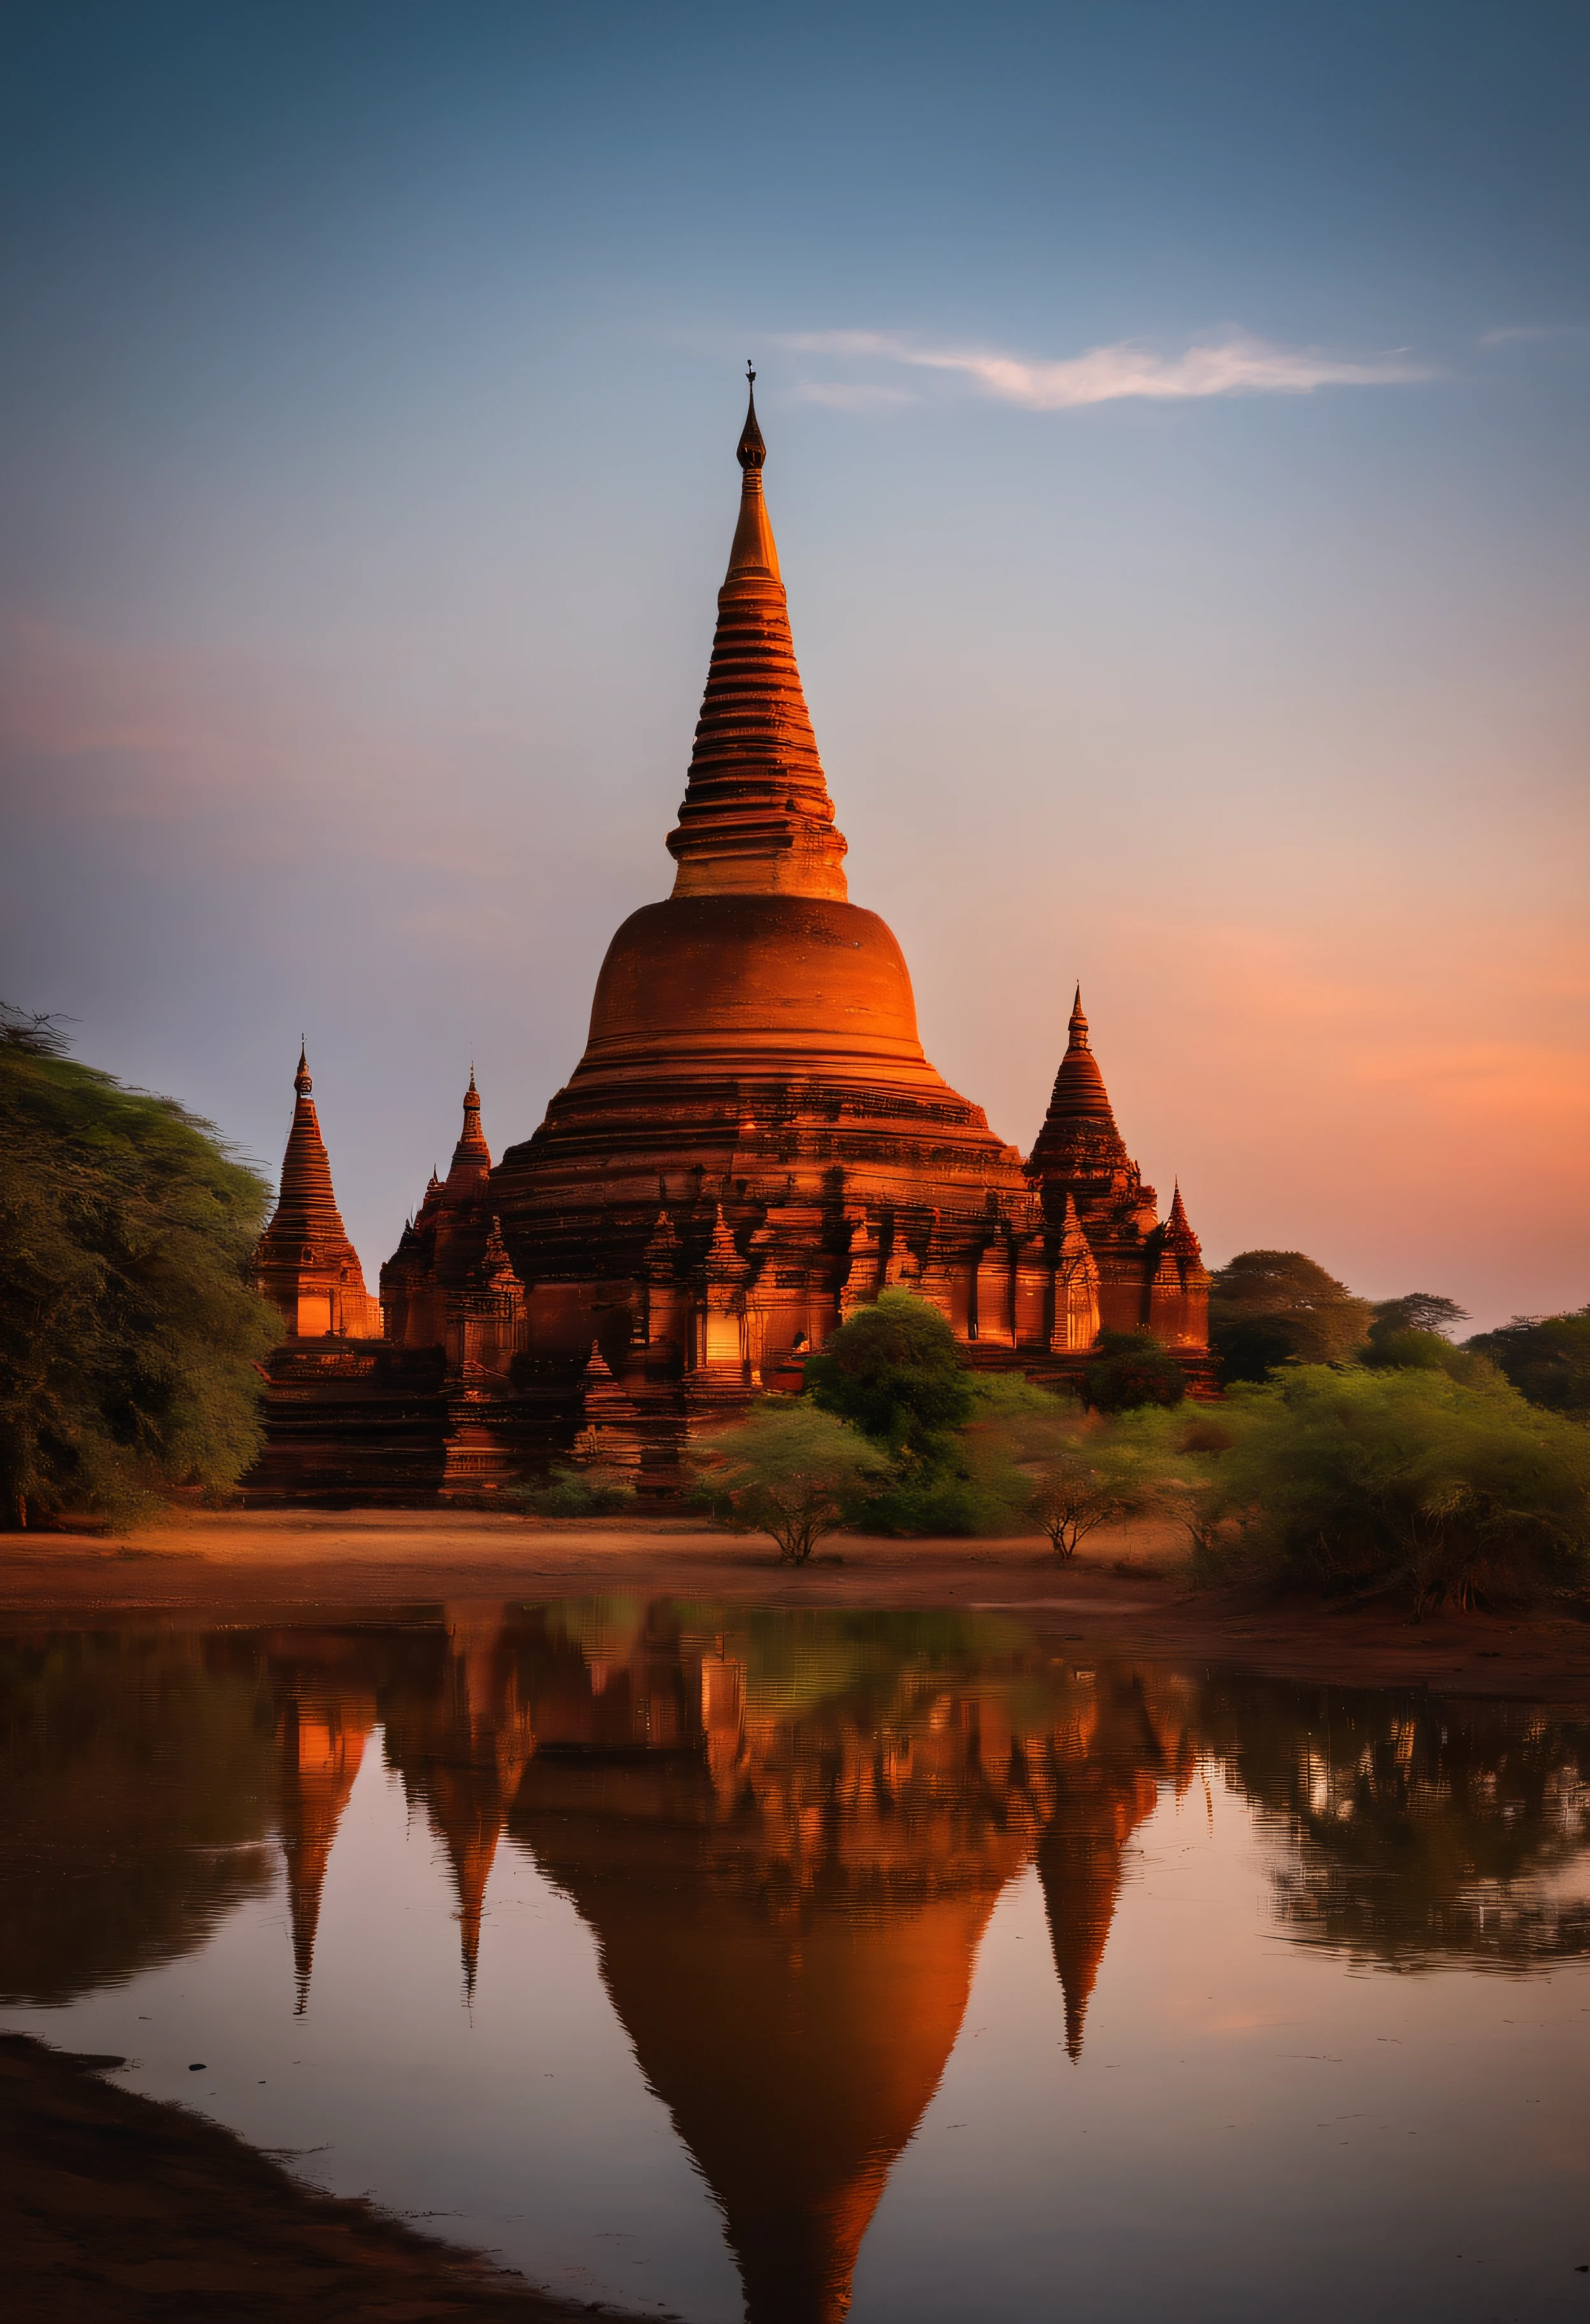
[1, 0, 1587, 1331]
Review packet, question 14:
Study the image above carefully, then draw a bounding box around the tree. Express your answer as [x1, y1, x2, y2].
[959, 1382, 1180, 1558]
[1026, 1450, 1133, 1560]
[692, 1402, 892, 1564]
[1361, 1329, 1496, 1385]
[803, 1290, 973, 1457]
[1209, 1249, 1373, 1382]
[1464, 1308, 1590, 1419]
[1200, 1364, 1590, 1613]
[0, 1007, 278, 1524]
[1370, 1293, 1469, 1342]
[1082, 1329, 1187, 1412]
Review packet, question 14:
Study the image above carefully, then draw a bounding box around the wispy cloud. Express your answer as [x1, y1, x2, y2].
[780, 329, 1430, 410]
[1479, 324, 1589, 347]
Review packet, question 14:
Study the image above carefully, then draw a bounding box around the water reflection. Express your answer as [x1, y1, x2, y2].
[1204, 1677, 1590, 1971]
[3, 1605, 1589, 2322]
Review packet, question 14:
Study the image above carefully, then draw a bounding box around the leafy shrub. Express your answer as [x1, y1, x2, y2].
[691, 1402, 891, 1563]
[1195, 1365, 1590, 1612]
[804, 1291, 973, 1458]
[1361, 1329, 1497, 1386]
[862, 1463, 1026, 1538]
[955, 1379, 1185, 1554]
[510, 1463, 638, 1516]
[1083, 1330, 1187, 1412]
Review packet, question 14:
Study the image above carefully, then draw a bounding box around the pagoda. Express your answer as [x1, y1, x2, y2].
[248, 378, 1211, 1498]
[252, 1048, 380, 1341]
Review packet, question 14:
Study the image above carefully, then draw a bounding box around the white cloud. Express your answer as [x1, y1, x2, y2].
[779, 329, 1430, 410]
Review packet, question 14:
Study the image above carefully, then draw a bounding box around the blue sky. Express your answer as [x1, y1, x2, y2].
[3, 0, 1587, 1325]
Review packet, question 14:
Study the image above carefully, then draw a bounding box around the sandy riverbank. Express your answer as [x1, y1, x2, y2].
[6, 1507, 1590, 1702]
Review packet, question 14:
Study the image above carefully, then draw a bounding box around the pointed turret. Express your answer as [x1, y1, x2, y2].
[666, 370, 849, 901]
[642, 1210, 682, 1281]
[274, 1048, 352, 1246]
[443, 1069, 491, 1194]
[1028, 989, 1131, 1177]
[705, 1201, 748, 1283]
[381, 1070, 503, 1349]
[1161, 1182, 1201, 1258]
[1147, 1179, 1211, 1351]
[254, 1049, 380, 1339]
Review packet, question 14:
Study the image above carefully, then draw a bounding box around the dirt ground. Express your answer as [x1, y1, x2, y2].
[6, 1505, 1590, 1702]
[0, 2034, 641, 2322]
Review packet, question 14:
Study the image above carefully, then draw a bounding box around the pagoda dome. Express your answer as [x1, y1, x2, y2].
[577, 892, 940, 1091]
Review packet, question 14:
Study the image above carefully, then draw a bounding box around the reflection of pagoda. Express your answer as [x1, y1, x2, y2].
[516, 1742, 1021, 2323]
[257, 1605, 1201, 2321]
[501, 1608, 1199, 2324]
[273, 1685, 376, 2012]
[1031, 1670, 1187, 2058]
[379, 1603, 538, 1998]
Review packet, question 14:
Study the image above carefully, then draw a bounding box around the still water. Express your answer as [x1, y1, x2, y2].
[4, 1600, 1590, 2323]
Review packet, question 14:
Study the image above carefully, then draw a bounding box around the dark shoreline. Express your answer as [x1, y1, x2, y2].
[0, 2034, 645, 2323]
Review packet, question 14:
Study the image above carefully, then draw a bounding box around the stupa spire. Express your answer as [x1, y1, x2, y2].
[666, 369, 849, 901]
[1026, 984, 1131, 1180]
[271, 1045, 351, 1244]
[1162, 1181, 1201, 1258]
[253, 1047, 380, 1338]
[443, 1066, 491, 1191]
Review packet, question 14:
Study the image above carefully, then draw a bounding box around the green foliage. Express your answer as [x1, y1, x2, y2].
[692, 1401, 891, 1563]
[0, 1007, 278, 1524]
[1192, 1364, 1590, 1612]
[1370, 1292, 1469, 1342]
[1361, 1328, 1498, 1386]
[1464, 1307, 1590, 1419]
[803, 1290, 973, 1458]
[1082, 1328, 1187, 1412]
[510, 1462, 638, 1516]
[1210, 1249, 1375, 1382]
[860, 1463, 1022, 1538]
[957, 1382, 1187, 1556]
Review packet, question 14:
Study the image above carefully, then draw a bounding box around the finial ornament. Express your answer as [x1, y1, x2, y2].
[1068, 986, 1089, 1048]
[736, 365, 766, 471]
[295, 1042, 312, 1097]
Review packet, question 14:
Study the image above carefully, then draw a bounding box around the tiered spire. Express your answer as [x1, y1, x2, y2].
[268, 1047, 355, 1248]
[441, 1068, 491, 1195]
[1026, 987, 1133, 1180]
[704, 1201, 748, 1282]
[666, 368, 849, 900]
[254, 1048, 379, 1338]
[1161, 1182, 1202, 1258]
